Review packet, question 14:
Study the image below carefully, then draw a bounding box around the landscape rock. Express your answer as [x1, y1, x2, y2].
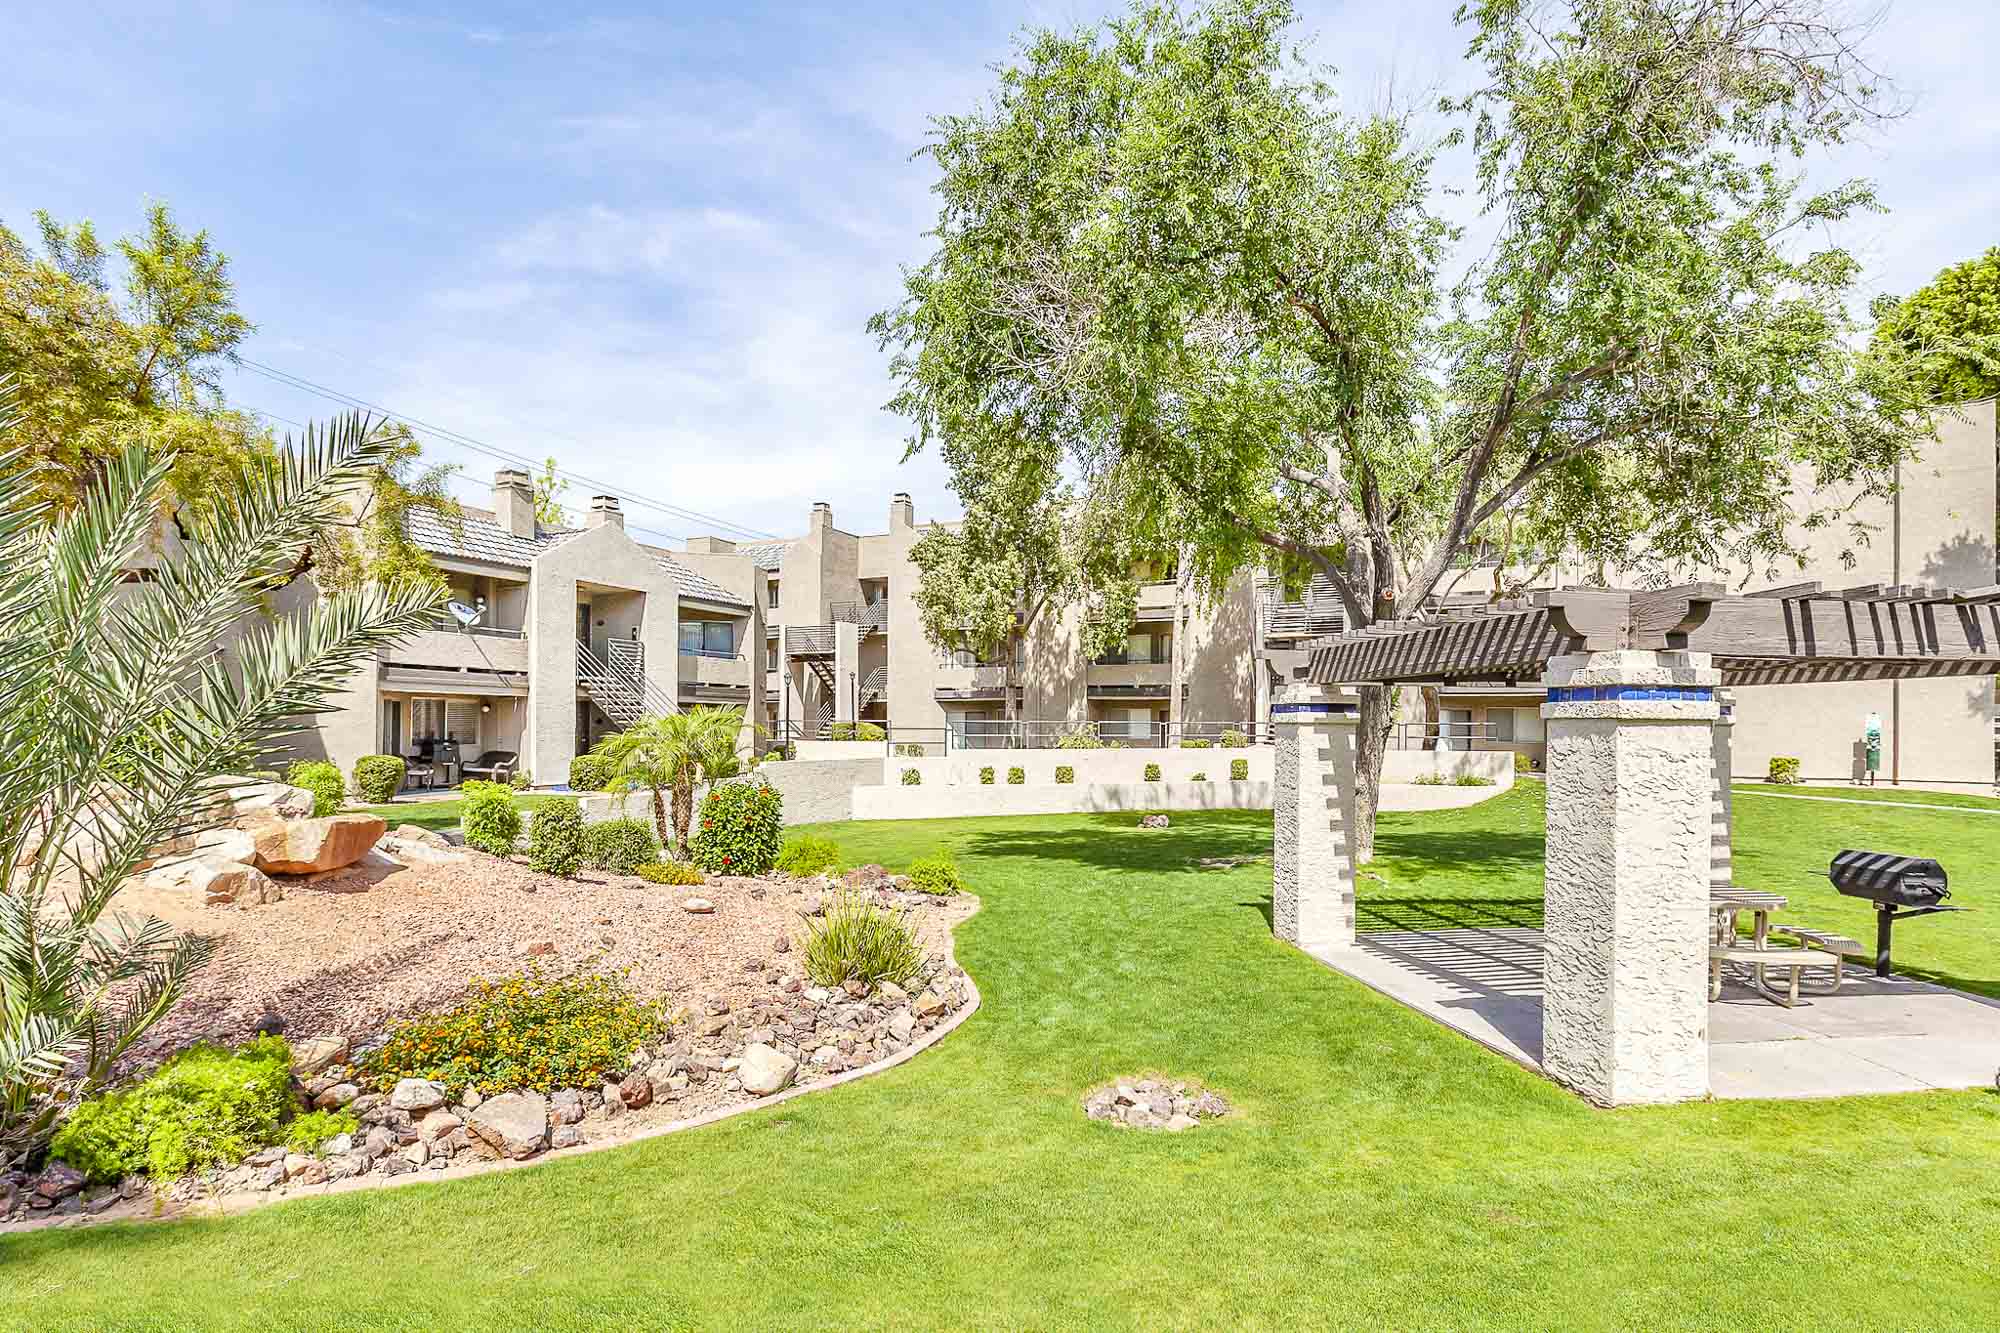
[313, 1082, 360, 1110]
[32, 1162, 84, 1202]
[291, 1035, 349, 1077]
[1139, 813, 1171, 829]
[390, 1078, 448, 1113]
[618, 1073, 653, 1110]
[468, 1091, 549, 1159]
[250, 813, 387, 875]
[549, 1124, 583, 1150]
[195, 859, 284, 907]
[681, 897, 715, 914]
[738, 1042, 797, 1097]
[549, 1089, 585, 1125]
[284, 1153, 328, 1185]
[392, 824, 452, 849]
[416, 1111, 463, 1143]
[209, 777, 317, 822]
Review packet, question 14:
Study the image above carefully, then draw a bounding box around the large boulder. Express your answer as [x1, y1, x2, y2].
[194, 859, 282, 907]
[250, 814, 386, 875]
[738, 1043, 797, 1097]
[467, 1091, 549, 1160]
[208, 777, 317, 822]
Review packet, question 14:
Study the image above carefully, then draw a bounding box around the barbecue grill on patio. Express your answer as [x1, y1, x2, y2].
[1826, 849, 1964, 976]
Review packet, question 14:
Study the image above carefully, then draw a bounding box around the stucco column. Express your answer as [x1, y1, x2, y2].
[1711, 691, 1734, 895]
[1541, 650, 1719, 1106]
[1270, 683, 1360, 953]
[833, 621, 860, 725]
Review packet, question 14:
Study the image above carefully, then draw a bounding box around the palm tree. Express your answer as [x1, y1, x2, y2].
[0, 401, 442, 1167]
[593, 706, 746, 858]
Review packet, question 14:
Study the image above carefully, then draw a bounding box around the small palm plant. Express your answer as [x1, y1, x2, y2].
[593, 706, 747, 858]
[0, 402, 441, 1168]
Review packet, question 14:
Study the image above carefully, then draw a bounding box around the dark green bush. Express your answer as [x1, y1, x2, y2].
[776, 833, 841, 877]
[1144, 762, 1162, 781]
[366, 968, 664, 1098]
[901, 767, 922, 786]
[285, 760, 344, 816]
[50, 1037, 297, 1182]
[1055, 729, 1103, 749]
[637, 860, 705, 885]
[568, 754, 612, 792]
[284, 1109, 360, 1156]
[978, 766, 995, 785]
[690, 779, 783, 875]
[828, 721, 886, 742]
[583, 818, 659, 875]
[461, 779, 522, 856]
[528, 799, 587, 876]
[508, 768, 532, 790]
[1054, 765, 1074, 784]
[1230, 758, 1249, 781]
[905, 854, 964, 896]
[351, 754, 405, 804]
[1006, 766, 1025, 785]
[894, 742, 925, 757]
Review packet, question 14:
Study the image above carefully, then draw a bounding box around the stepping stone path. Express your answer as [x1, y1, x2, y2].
[1083, 1077, 1231, 1131]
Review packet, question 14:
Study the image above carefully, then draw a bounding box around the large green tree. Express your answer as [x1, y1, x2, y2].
[873, 0, 1922, 856]
[1870, 247, 2000, 407]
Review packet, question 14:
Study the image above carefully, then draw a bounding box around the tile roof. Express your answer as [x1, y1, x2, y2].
[406, 508, 749, 608]
[658, 555, 750, 608]
[733, 540, 792, 571]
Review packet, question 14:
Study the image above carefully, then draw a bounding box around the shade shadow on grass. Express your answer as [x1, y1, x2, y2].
[959, 811, 1272, 877]
[1357, 897, 1544, 932]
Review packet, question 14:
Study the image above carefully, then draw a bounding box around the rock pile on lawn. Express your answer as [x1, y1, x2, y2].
[1083, 1078, 1230, 1131]
[1138, 814, 1171, 829]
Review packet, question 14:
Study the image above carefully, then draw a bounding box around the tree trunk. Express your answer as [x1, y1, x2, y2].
[1352, 684, 1396, 864]
[650, 786, 671, 852]
[670, 776, 694, 858]
[1419, 685, 1440, 751]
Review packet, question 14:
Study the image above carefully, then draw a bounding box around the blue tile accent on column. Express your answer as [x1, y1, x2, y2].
[1547, 686, 1715, 704]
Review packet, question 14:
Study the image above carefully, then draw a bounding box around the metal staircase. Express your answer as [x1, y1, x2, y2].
[860, 665, 887, 708]
[577, 641, 678, 727]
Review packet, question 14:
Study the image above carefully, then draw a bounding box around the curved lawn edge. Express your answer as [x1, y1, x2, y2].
[17, 894, 985, 1232]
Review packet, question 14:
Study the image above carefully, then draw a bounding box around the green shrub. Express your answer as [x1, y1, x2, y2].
[1144, 762, 1162, 782]
[367, 968, 665, 1099]
[583, 817, 658, 875]
[1513, 751, 1537, 774]
[285, 760, 344, 816]
[460, 779, 522, 856]
[905, 854, 964, 896]
[50, 1037, 296, 1183]
[1190, 770, 1207, 781]
[1230, 758, 1249, 781]
[637, 860, 706, 886]
[568, 754, 612, 792]
[351, 754, 405, 804]
[776, 833, 841, 877]
[689, 779, 783, 875]
[527, 799, 587, 876]
[1179, 738, 1213, 750]
[978, 766, 995, 785]
[1056, 729, 1103, 749]
[1006, 766, 1025, 785]
[508, 768, 532, 790]
[894, 742, 925, 757]
[828, 721, 886, 742]
[1220, 728, 1249, 748]
[1768, 755, 1802, 785]
[798, 892, 925, 988]
[284, 1109, 360, 1156]
[900, 767, 922, 786]
[1451, 774, 1497, 787]
[1054, 765, 1074, 784]
[1412, 773, 1445, 786]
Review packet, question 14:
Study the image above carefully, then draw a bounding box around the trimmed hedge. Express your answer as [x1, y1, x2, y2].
[1179, 738, 1213, 750]
[1190, 770, 1208, 781]
[827, 721, 885, 741]
[1767, 755, 1802, 785]
[527, 798, 587, 877]
[1230, 758, 1249, 781]
[567, 754, 612, 792]
[978, 766, 995, 785]
[637, 860, 705, 886]
[905, 853, 964, 896]
[1006, 766, 1025, 785]
[1220, 728, 1249, 748]
[689, 780, 783, 876]
[1054, 765, 1074, 784]
[461, 780, 522, 856]
[352, 754, 405, 804]
[285, 760, 344, 816]
[900, 768, 922, 786]
[584, 818, 659, 875]
[1144, 762, 1162, 782]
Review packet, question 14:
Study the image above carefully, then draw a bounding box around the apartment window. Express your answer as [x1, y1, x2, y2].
[767, 579, 779, 610]
[1099, 630, 1168, 665]
[680, 621, 735, 657]
[1488, 708, 1515, 743]
[411, 698, 445, 744]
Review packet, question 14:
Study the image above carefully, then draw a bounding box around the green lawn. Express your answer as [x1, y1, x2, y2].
[9, 788, 2000, 1328]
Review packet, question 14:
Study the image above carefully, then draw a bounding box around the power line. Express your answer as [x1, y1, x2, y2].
[234, 357, 782, 541]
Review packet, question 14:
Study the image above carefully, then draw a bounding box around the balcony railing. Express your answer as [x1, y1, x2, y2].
[830, 600, 888, 631]
[784, 625, 835, 656]
[1389, 721, 1513, 750]
[901, 719, 1267, 752]
[425, 612, 526, 639]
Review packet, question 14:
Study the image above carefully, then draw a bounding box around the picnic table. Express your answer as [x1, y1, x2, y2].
[1708, 888, 1851, 1008]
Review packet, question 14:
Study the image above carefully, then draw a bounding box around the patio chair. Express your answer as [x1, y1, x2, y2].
[403, 754, 436, 791]
[460, 750, 519, 784]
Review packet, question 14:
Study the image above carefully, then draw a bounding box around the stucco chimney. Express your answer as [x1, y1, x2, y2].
[686, 535, 736, 554]
[889, 492, 914, 531]
[810, 501, 832, 535]
[493, 468, 535, 538]
[586, 494, 624, 530]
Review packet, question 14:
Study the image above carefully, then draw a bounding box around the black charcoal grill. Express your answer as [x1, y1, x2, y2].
[1827, 850, 1964, 977]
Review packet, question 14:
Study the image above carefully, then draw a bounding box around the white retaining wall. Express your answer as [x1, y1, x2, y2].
[1382, 750, 1514, 784]
[577, 757, 881, 828]
[895, 746, 1272, 787]
[852, 780, 1273, 820]
[793, 740, 888, 762]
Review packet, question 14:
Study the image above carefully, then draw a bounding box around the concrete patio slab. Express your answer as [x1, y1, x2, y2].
[1311, 926, 2000, 1100]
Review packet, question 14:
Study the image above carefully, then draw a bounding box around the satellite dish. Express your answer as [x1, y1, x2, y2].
[446, 600, 483, 628]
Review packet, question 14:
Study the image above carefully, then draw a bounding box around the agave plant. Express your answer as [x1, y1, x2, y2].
[593, 705, 748, 857]
[0, 398, 442, 1167]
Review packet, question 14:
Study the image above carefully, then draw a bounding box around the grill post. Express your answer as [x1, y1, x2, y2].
[1874, 905, 1895, 979]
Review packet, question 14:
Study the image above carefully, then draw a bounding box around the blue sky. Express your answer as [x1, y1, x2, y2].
[7, 1, 1996, 547]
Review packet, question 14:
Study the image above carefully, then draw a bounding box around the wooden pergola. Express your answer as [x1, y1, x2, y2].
[1266, 581, 2000, 1107]
[1293, 582, 2000, 688]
